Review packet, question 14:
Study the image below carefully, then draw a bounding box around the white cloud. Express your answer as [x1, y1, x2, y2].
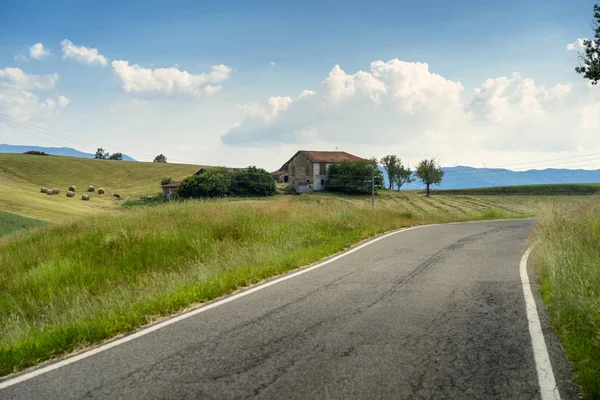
[567, 38, 597, 52]
[222, 58, 598, 159]
[61, 39, 108, 66]
[0, 67, 59, 90]
[270, 61, 276, 67]
[0, 89, 69, 122]
[29, 43, 50, 59]
[57, 95, 70, 108]
[111, 61, 232, 97]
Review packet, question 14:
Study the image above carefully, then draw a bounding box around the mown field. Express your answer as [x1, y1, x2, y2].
[435, 183, 600, 196]
[0, 153, 204, 222]
[533, 198, 600, 399]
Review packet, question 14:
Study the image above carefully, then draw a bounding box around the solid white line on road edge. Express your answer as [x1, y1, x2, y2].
[0, 224, 426, 390]
[0, 218, 530, 390]
[520, 247, 561, 400]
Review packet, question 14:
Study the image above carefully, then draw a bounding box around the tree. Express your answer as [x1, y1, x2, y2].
[176, 167, 233, 198]
[154, 154, 167, 163]
[380, 155, 401, 190]
[395, 164, 415, 189]
[575, 4, 600, 84]
[94, 148, 108, 159]
[231, 166, 277, 196]
[325, 160, 383, 194]
[108, 152, 123, 161]
[415, 158, 444, 197]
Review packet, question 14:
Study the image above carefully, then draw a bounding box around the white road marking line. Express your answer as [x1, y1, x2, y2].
[0, 218, 530, 390]
[520, 247, 561, 400]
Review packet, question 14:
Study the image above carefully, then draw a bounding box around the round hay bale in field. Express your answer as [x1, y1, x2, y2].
[46, 190, 53, 195]
[41, 187, 48, 193]
[66, 191, 75, 197]
[69, 185, 76, 192]
[113, 193, 121, 199]
[82, 194, 90, 201]
[87, 185, 95, 193]
[97, 188, 105, 194]
[53, 189, 61, 195]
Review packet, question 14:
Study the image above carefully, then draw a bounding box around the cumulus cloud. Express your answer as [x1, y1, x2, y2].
[222, 58, 598, 156]
[57, 95, 70, 108]
[0, 67, 58, 90]
[0, 89, 69, 121]
[61, 39, 108, 66]
[29, 43, 50, 59]
[0, 67, 67, 121]
[111, 61, 232, 97]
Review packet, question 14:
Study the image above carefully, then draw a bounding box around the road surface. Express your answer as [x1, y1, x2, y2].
[0, 219, 578, 399]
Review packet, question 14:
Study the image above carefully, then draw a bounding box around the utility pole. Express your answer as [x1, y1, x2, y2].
[372, 165, 375, 210]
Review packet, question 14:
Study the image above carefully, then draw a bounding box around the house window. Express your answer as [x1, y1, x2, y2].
[284, 176, 289, 183]
[321, 179, 325, 185]
[319, 163, 326, 175]
[306, 179, 310, 183]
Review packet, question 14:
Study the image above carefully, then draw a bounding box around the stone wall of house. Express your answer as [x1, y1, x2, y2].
[289, 152, 315, 193]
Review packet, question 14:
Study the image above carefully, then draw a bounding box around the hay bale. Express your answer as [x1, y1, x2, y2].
[66, 191, 75, 198]
[52, 189, 61, 195]
[82, 194, 90, 201]
[113, 193, 121, 199]
[87, 185, 95, 193]
[98, 188, 105, 194]
[69, 185, 76, 192]
[46, 190, 53, 195]
[41, 187, 48, 193]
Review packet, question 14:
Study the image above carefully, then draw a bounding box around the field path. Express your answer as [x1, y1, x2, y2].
[0, 219, 576, 399]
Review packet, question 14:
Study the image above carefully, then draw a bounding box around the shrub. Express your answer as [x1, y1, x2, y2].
[325, 161, 384, 194]
[231, 166, 277, 197]
[176, 168, 233, 199]
[160, 177, 174, 186]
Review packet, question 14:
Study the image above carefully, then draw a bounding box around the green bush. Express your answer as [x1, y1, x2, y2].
[160, 176, 174, 186]
[325, 161, 383, 194]
[176, 168, 233, 198]
[232, 166, 277, 197]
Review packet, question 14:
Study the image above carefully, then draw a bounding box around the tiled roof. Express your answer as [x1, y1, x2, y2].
[162, 182, 181, 188]
[298, 151, 365, 163]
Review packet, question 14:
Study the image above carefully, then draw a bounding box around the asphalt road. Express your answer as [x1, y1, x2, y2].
[0, 219, 578, 399]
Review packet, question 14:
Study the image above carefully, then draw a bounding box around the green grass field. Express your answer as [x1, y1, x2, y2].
[435, 183, 600, 196]
[0, 210, 46, 238]
[533, 199, 600, 399]
[0, 153, 204, 222]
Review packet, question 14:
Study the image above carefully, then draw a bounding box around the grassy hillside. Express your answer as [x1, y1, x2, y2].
[0, 153, 204, 222]
[533, 199, 600, 399]
[0, 210, 46, 238]
[434, 183, 600, 196]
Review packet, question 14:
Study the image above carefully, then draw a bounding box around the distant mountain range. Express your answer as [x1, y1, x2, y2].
[0, 144, 136, 161]
[380, 165, 600, 190]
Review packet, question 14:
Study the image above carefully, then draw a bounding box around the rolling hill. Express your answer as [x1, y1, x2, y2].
[0, 144, 136, 161]
[382, 165, 600, 190]
[0, 153, 203, 222]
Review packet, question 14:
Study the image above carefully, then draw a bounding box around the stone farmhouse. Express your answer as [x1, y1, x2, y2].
[273, 150, 365, 194]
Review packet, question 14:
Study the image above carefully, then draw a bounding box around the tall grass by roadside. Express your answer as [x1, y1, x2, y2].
[0, 199, 522, 376]
[533, 198, 600, 399]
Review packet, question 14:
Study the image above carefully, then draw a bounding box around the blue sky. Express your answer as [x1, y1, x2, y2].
[0, 0, 598, 169]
